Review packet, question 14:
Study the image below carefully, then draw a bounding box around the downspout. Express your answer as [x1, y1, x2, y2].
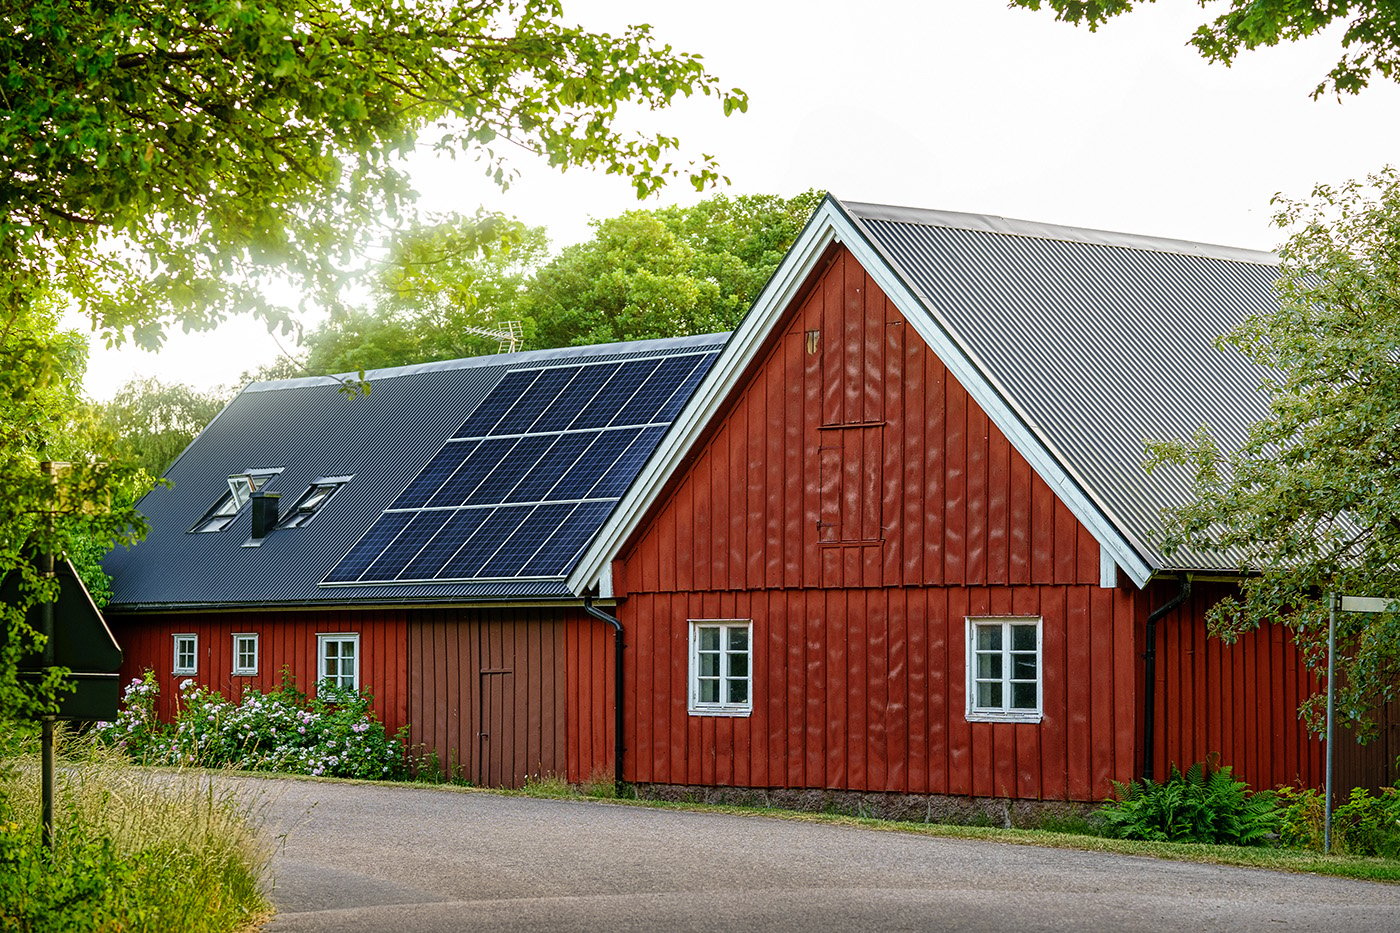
[1142, 575, 1192, 781]
[583, 596, 625, 797]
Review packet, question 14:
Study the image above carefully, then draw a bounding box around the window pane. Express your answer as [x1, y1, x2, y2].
[1011, 682, 1037, 709]
[1012, 654, 1037, 680]
[341, 641, 355, 662]
[727, 679, 748, 704]
[325, 642, 339, 659]
[212, 494, 238, 517]
[977, 681, 1002, 709]
[699, 627, 720, 651]
[728, 652, 748, 679]
[976, 625, 1001, 651]
[699, 653, 719, 678]
[699, 679, 719, 704]
[727, 627, 748, 651]
[976, 652, 1001, 680]
[1011, 624, 1036, 651]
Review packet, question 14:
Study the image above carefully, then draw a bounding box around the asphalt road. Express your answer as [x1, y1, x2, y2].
[237, 777, 1400, 932]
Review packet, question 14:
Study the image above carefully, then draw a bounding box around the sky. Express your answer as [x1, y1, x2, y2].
[77, 1, 1400, 399]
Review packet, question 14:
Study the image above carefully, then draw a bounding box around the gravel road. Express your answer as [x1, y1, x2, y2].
[226, 777, 1400, 932]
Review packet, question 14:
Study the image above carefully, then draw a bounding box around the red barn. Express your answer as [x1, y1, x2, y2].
[571, 198, 1324, 802]
[106, 196, 1350, 803]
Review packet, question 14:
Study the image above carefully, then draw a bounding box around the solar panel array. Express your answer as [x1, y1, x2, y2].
[324, 350, 717, 584]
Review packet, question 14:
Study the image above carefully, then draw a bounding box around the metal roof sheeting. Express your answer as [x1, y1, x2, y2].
[844, 200, 1279, 572]
[104, 333, 727, 610]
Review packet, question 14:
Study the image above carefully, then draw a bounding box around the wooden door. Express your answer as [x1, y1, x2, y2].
[476, 668, 515, 787]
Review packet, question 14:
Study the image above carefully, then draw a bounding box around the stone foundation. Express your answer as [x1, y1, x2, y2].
[631, 782, 1101, 830]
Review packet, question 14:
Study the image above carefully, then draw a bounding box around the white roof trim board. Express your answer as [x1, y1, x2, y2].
[569, 196, 1164, 593]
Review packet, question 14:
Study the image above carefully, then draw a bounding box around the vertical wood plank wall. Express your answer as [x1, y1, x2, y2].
[614, 245, 1324, 800]
[115, 605, 606, 789]
[407, 606, 579, 787]
[1151, 581, 1324, 790]
[113, 609, 409, 735]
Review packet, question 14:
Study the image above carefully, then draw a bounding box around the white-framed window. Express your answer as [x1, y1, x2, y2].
[688, 620, 752, 716]
[232, 633, 259, 676]
[190, 469, 281, 533]
[173, 633, 198, 675]
[965, 616, 1042, 723]
[279, 478, 350, 529]
[317, 633, 360, 692]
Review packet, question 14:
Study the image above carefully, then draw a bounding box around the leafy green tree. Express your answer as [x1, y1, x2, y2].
[92, 378, 233, 478]
[524, 190, 823, 347]
[1009, 0, 1400, 97]
[302, 213, 549, 374]
[0, 0, 744, 720]
[294, 190, 822, 373]
[1146, 168, 1400, 731]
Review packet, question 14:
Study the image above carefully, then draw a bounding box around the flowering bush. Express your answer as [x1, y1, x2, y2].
[96, 673, 408, 780]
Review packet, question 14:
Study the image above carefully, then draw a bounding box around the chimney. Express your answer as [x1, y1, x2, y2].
[250, 491, 280, 540]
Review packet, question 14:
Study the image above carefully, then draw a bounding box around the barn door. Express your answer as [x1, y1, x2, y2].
[476, 668, 515, 787]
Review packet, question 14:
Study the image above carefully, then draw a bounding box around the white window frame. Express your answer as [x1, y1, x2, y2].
[687, 620, 753, 717]
[232, 633, 259, 676]
[173, 633, 198, 675]
[965, 616, 1043, 723]
[317, 633, 360, 692]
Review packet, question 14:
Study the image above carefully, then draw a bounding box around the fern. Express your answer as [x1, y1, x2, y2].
[1100, 758, 1279, 846]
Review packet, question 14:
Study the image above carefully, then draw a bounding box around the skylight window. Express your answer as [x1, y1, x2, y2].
[279, 478, 350, 528]
[190, 470, 281, 533]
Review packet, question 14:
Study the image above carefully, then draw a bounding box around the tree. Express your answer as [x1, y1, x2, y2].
[523, 190, 823, 347]
[0, 0, 745, 719]
[1146, 168, 1400, 732]
[301, 213, 549, 374]
[293, 190, 823, 373]
[91, 378, 234, 477]
[1009, 0, 1400, 97]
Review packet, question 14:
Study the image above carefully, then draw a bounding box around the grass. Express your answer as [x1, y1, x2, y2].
[0, 725, 271, 932]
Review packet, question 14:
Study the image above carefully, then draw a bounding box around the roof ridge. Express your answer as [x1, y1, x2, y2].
[244, 331, 731, 393]
[841, 200, 1278, 266]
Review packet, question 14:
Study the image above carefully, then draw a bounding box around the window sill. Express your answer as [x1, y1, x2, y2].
[966, 710, 1042, 724]
[688, 706, 753, 718]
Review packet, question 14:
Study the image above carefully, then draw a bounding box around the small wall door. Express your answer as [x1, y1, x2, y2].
[476, 668, 515, 787]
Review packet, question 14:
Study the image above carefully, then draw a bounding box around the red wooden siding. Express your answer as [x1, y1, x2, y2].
[114, 605, 613, 789]
[618, 587, 1139, 799]
[613, 246, 1142, 800]
[408, 607, 587, 787]
[1150, 582, 1324, 790]
[623, 247, 1106, 595]
[112, 610, 409, 735]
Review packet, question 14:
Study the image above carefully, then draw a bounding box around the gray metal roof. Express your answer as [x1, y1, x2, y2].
[841, 199, 1279, 572]
[104, 333, 727, 610]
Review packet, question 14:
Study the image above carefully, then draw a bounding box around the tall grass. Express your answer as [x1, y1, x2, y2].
[0, 724, 270, 932]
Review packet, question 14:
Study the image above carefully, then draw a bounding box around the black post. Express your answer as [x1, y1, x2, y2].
[39, 460, 56, 850]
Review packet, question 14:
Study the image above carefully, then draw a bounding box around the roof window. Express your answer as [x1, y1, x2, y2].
[190, 470, 281, 533]
[279, 478, 350, 529]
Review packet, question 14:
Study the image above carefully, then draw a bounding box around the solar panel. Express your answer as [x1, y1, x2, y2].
[325, 348, 719, 586]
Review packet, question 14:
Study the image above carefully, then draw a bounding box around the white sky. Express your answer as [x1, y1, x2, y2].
[78, 1, 1400, 399]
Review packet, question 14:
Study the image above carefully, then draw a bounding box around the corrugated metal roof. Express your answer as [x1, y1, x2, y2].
[104, 333, 727, 610]
[842, 200, 1279, 571]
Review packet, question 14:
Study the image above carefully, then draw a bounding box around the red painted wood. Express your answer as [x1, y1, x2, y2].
[609, 246, 1169, 800]
[1147, 582, 1323, 790]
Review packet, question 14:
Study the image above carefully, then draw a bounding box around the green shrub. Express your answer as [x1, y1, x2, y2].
[98, 671, 409, 779]
[1333, 786, 1400, 858]
[1274, 785, 1326, 850]
[1101, 759, 1279, 846]
[0, 728, 268, 932]
[1274, 783, 1400, 856]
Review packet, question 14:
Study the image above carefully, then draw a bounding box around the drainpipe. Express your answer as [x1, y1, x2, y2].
[582, 596, 625, 797]
[1142, 576, 1191, 781]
